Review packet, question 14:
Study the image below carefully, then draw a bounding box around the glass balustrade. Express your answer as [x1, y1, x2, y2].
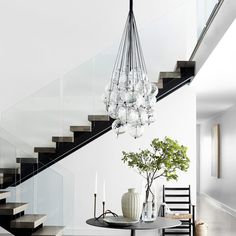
[197, 0, 223, 37]
[6, 159, 74, 227]
[0, 2, 197, 165]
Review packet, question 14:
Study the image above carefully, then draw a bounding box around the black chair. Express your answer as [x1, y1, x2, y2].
[162, 185, 195, 236]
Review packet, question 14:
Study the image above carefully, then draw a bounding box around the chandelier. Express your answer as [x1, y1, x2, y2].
[103, 0, 158, 138]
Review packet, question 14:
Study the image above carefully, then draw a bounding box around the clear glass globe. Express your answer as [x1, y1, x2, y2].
[147, 111, 157, 124]
[109, 91, 119, 104]
[149, 83, 158, 97]
[119, 73, 127, 84]
[139, 109, 148, 124]
[129, 124, 145, 138]
[112, 120, 127, 135]
[118, 107, 128, 123]
[107, 104, 118, 119]
[127, 109, 139, 124]
[135, 94, 145, 108]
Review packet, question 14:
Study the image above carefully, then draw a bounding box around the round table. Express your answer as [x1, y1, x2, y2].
[86, 217, 181, 236]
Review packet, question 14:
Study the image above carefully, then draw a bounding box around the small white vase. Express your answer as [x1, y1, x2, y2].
[121, 188, 142, 220]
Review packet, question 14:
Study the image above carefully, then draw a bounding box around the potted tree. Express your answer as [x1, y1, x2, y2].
[122, 137, 190, 221]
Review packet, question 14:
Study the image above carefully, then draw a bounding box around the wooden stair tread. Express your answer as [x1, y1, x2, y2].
[11, 214, 47, 229]
[88, 115, 110, 121]
[0, 191, 10, 200]
[0, 168, 20, 174]
[52, 136, 74, 143]
[32, 226, 64, 236]
[0, 203, 28, 215]
[176, 61, 196, 71]
[34, 147, 56, 153]
[153, 81, 163, 89]
[16, 157, 38, 164]
[70, 126, 92, 132]
[159, 72, 181, 79]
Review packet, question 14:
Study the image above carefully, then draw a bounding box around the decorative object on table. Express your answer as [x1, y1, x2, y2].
[162, 185, 195, 236]
[211, 124, 220, 178]
[96, 210, 119, 220]
[122, 137, 190, 222]
[102, 0, 158, 138]
[103, 216, 139, 226]
[121, 188, 142, 220]
[92, 175, 118, 220]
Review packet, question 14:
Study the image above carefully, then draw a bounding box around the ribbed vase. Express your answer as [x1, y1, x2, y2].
[121, 188, 141, 220]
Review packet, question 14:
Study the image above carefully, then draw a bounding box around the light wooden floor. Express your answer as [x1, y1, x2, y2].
[197, 194, 236, 236]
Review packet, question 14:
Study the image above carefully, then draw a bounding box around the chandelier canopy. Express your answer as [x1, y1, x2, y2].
[103, 0, 158, 138]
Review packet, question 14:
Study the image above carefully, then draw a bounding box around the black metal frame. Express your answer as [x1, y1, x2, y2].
[162, 185, 195, 236]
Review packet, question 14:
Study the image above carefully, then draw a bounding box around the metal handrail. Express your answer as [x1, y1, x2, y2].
[189, 0, 225, 61]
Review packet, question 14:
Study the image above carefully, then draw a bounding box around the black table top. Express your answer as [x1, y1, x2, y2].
[86, 217, 181, 231]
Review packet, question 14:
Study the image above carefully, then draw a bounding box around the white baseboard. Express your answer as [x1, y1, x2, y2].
[200, 193, 236, 218]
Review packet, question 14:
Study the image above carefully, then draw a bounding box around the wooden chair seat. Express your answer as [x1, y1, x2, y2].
[166, 213, 192, 220]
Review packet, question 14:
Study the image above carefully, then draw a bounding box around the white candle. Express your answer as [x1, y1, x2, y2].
[103, 181, 106, 202]
[94, 172, 98, 194]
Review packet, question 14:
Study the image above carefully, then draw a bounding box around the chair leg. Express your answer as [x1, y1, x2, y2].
[189, 219, 191, 236]
[192, 205, 195, 236]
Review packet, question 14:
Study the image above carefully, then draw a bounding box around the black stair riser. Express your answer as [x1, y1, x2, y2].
[20, 164, 39, 180]
[10, 224, 43, 236]
[1, 174, 20, 189]
[0, 212, 25, 231]
[0, 199, 6, 204]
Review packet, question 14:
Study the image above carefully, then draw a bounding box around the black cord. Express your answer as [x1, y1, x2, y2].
[130, 0, 133, 13]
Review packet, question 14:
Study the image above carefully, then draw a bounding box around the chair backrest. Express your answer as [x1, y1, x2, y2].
[163, 185, 191, 214]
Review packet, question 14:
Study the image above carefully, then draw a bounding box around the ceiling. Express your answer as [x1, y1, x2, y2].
[192, 19, 236, 123]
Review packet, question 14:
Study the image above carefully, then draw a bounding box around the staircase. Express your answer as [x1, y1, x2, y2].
[0, 191, 64, 236]
[0, 60, 195, 190]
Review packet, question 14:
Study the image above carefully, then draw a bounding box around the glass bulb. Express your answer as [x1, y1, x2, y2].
[127, 109, 139, 124]
[129, 124, 145, 138]
[108, 104, 118, 119]
[118, 107, 128, 123]
[139, 109, 148, 124]
[147, 112, 157, 124]
[112, 120, 127, 135]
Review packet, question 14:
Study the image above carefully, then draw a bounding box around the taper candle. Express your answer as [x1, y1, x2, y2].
[102, 181, 106, 202]
[94, 172, 98, 194]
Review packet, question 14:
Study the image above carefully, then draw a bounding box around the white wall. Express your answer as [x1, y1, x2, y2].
[0, 0, 197, 157]
[0, 0, 196, 113]
[199, 105, 236, 213]
[8, 85, 196, 236]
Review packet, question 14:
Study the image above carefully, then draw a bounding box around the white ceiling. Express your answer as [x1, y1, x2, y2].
[192, 19, 236, 123]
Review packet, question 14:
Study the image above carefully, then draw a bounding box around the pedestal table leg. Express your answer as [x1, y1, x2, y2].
[131, 229, 136, 236]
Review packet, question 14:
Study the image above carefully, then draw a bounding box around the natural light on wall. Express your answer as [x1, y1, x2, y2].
[192, 19, 236, 122]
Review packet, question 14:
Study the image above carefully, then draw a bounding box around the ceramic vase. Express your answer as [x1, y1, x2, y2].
[121, 188, 142, 220]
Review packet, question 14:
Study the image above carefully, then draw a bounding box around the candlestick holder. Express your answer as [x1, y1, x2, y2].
[94, 201, 118, 220]
[94, 193, 97, 218]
